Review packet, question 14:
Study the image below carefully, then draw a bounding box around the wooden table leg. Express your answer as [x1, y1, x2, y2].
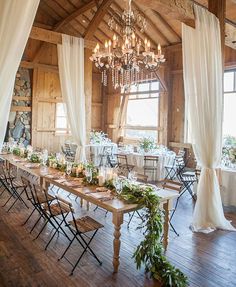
[163, 200, 170, 251]
[112, 212, 124, 273]
[86, 201, 90, 211]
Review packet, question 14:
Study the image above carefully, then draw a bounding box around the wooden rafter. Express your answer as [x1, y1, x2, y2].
[84, 0, 114, 39]
[111, 3, 158, 48]
[54, 0, 97, 31]
[136, 0, 236, 50]
[135, 0, 195, 27]
[82, 13, 112, 42]
[132, 2, 170, 45]
[150, 10, 181, 42]
[29, 26, 96, 49]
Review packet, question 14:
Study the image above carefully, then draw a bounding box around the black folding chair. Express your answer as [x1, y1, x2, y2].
[98, 145, 114, 167]
[29, 184, 71, 250]
[143, 155, 159, 182]
[57, 197, 103, 275]
[177, 170, 197, 201]
[116, 154, 134, 176]
[21, 177, 55, 229]
[0, 163, 28, 212]
[162, 179, 183, 236]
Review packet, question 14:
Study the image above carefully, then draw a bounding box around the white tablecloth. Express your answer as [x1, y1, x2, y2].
[220, 167, 236, 207]
[86, 143, 118, 166]
[119, 151, 175, 181]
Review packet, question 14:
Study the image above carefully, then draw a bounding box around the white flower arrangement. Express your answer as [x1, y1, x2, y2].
[90, 130, 111, 144]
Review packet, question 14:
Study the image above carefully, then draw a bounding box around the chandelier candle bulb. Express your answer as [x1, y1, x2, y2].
[158, 43, 161, 56]
[113, 34, 117, 48]
[108, 40, 112, 53]
[132, 32, 136, 47]
[144, 38, 148, 51]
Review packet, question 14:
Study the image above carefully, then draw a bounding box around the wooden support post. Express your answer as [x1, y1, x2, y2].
[208, 0, 226, 65]
[84, 48, 92, 143]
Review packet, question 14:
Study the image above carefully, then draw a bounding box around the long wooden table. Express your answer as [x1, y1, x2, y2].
[0, 154, 179, 273]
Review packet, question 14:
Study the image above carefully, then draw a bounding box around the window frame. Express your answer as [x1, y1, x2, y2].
[122, 80, 160, 141]
[184, 69, 236, 143]
[55, 102, 71, 135]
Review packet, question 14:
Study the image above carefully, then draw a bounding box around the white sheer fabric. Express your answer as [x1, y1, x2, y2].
[57, 35, 86, 162]
[182, 5, 235, 232]
[0, 0, 40, 150]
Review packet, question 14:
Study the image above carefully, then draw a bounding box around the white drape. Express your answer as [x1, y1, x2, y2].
[0, 0, 40, 150]
[57, 35, 86, 162]
[182, 5, 235, 232]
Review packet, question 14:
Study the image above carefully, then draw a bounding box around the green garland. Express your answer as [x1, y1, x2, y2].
[117, 181, 188, 287]
[12, 147, 21, 156]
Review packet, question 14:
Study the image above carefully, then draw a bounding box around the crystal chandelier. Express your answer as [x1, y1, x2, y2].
[89, 0, 165, 91]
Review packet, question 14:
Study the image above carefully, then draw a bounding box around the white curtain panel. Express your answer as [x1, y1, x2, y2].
[57, 35, 86, 162]
[0, 0, 40, 150]
[182, 5, 235, 232]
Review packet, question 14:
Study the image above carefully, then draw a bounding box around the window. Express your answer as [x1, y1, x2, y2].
[223, 70, 236, 143]
[123, 81, 160, 140]
[184, 71, 236, 144]
[55, 103, 70, 134]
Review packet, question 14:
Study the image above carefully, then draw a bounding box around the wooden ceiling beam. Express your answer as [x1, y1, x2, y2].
[29, 26, 96, 49]
[84, 0, 114, 39]
[135, 0, 195, 27]
[136, 0, 236, 50]
[150, 10, 181, 41]
[132, 2, 170, 45]
[111, 3, 158, 48]
[54, 0, 97, 31]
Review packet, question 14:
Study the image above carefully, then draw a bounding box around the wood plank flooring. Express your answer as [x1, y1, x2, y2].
[0, 185, 236, 287]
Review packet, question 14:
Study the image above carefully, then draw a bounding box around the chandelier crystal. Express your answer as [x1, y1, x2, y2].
[89, 0, 165, 91]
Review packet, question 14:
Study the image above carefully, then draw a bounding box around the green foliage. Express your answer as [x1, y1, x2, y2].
[104, 179, 115, 190]
[82, 163, 99, 185]
[139, 137, 157, 151]
[118, 181, 188, 287]
[12, 147, 21, 156]
[29, 153, 41, 163]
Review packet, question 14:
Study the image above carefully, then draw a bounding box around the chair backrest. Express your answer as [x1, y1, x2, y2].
[144, 156, 159, 168]
[195, 168, 201, 182]
[117, 154, 128, 166]
[162, 179, 182, 193]
[178, 149, 185, 157]
[21, 176, 33, 200]
[1, 164, 15, 186]
[56, 195, 74, 223]
[137, 173, 148, 183]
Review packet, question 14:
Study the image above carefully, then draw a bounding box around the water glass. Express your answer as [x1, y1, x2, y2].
[66, 162, 72, 176]
[85, 167, 93, 183]
[128, 171, 137, 183]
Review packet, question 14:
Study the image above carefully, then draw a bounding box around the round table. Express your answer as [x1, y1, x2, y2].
[220, 167, 236, 207]
[118, 150, 175, 181]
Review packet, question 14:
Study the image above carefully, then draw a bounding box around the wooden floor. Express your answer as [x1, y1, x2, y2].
[0, 186, 236, 287]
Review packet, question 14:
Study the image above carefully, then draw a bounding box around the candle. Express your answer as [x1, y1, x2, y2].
[108, 40, 112, 53]
[131, 32, 135, 47]
[105, 41, 108, 52]
[158, 43, 161, 56]
[106, 168, 113, 181]
[147, 40, 151, 52]
[144, 38, 148, 52]
[98, 175, 105, 186]
[113, 34, 117, 48]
